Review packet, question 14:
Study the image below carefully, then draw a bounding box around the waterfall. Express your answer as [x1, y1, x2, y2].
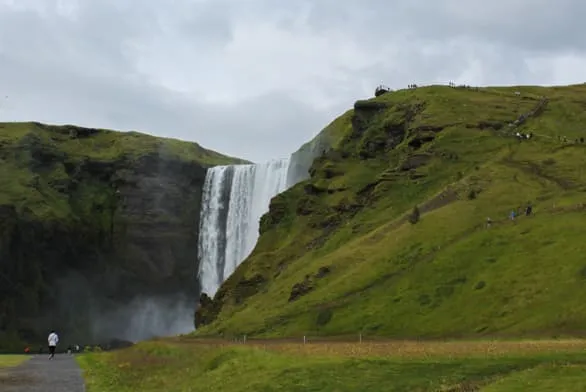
[197, 166, 233, 295]
[197, 158, 290, 296]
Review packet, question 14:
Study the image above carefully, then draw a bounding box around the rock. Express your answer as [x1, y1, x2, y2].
[233, 274, 266, 304]
[353, 100, 391, 111]
[408, 132, 436, 149]
[315, 266, 331, 278]
[323, 168, 340, 179]
[259, 195, 289, 233]
[398, 154, 431, 171]
[476, 121, 504, 130]
[303, 183, 326, 195]
[412, 125, 444, 133]
[295, 197, 316, 216]
[194, 292, 219, 328]
[199, 292, 213, 307]
[288, 276, 314, 302]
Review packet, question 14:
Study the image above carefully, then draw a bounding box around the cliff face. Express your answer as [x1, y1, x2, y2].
[0, 122, 244, 348]
[285, 110, 352, 187]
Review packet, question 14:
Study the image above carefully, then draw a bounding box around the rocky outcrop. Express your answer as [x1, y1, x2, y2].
[0, 122, 243, 346]
[285, 111, 353, 186]
[288, 267, 331, 302]
[289, 276, 314, 302]
[194, 293, 218, 328]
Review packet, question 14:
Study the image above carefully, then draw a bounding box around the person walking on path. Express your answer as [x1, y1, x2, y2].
[48, 330, 59, 360]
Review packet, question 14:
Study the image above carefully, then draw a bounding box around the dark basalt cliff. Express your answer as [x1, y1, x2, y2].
[0, 122, 244, 349]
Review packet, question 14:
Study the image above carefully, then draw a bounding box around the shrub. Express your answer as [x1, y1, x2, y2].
[316, 308, 333, 327]
[408, 206, 420, 224]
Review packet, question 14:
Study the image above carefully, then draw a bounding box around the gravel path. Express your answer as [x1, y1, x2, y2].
[0, 354, 85, 392]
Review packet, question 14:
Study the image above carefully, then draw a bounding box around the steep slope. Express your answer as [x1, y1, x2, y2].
[195, 84, 586, 339]
[0, 122, 245, 349]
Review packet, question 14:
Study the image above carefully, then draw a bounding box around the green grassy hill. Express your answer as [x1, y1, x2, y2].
[0, 122, 245, 349]
[0, 122, 244, 217]
[196, 84, 586, 339]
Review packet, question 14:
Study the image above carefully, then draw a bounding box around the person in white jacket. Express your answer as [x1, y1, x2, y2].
[48, 331, 59, 360]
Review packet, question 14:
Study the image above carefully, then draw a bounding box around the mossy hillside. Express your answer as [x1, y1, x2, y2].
[0, 122, 245, 348]
[196, 84, 586, 338]
[0, 122, 245, 216]
[0, 122, 244, 164]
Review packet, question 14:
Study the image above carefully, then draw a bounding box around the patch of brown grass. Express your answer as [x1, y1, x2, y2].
[176, 337, 586, 359]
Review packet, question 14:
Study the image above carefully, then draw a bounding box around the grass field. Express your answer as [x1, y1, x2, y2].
[197, 84, 586, 340]
[0, 355, 29, 368]
[77, 338, 586, 391]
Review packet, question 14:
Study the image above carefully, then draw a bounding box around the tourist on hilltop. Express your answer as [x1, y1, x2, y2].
[48, 330, 59, 360]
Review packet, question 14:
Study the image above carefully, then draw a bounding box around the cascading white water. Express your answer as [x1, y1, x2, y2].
[197, 166, 232, 296]
[197, 158, 290, 297]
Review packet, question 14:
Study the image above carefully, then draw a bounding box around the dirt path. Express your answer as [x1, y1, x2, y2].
[0, 354, 85, 392]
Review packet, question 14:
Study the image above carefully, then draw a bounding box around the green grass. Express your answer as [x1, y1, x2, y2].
[196, 84, 586, 340]
[0, 121, 245, 217]
[77, 339, 586, 391]
[0, 122, 246, 165]
[0, 355, 29, 368]
[482, 364, 586, 391]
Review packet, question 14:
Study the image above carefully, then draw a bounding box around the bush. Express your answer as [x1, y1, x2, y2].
[316, 308, 333, 327]
[408, 206, 420, 224]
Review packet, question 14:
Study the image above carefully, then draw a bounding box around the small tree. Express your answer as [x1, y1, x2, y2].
[408, 206, 420, 224]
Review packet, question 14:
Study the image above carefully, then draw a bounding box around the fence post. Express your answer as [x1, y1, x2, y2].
[243, 335, 246, 344]
[303, 335, 306, 344]
[359, 333, 362, 343]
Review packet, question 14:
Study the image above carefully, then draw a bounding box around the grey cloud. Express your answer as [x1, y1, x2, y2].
[299, 0, 586, 53]
[0, 50, 325, 162]
[1, 1, 585, 162]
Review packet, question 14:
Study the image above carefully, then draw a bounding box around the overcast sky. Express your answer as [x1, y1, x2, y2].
[1, 0, 585, 162]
